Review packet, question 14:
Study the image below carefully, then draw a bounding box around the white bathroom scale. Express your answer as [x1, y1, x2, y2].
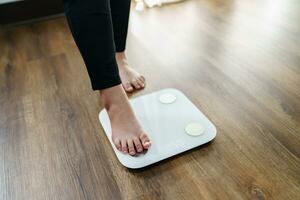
[99, 88, 217, 169]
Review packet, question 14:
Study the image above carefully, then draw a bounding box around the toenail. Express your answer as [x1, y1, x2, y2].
[144, 142, 151, 146]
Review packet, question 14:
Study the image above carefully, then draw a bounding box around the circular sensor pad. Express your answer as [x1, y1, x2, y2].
[185, 123, 205, 136]
[159, 93, 176, 104]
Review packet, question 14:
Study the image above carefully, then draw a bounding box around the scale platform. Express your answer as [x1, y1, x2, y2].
[99, 88, 217, 169]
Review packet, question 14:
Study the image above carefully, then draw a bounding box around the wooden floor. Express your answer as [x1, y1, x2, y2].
[1, 0, 300, 199]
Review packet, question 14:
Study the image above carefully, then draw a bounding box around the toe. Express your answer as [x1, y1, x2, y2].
[139, 133, 151, 149]
[133, 137, 143, 152]
[136, 78, 145, 88]
[131, 79, 141, 89]
[140, 75, 146, 82]
[121, 139, 128, 154]
[113, 138, 121, 151]
[123, 82, 133, 92]
[127, 139, 136, 156]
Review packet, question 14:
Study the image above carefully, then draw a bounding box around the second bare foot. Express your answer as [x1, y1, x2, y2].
[116, 52, 146, 93]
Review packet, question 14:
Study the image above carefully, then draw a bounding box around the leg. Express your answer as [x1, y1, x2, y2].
[110, 0, 146, 92]
[110, 0, 131, 52]
[63, 0, 121, 90]
[63, 0, 151, 155]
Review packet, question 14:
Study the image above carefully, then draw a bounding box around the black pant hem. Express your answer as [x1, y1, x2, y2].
[91, 76, 122, 90]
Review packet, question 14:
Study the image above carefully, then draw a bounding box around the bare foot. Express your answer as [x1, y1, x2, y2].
[100, 84, 151, 156]
[116, 52, 146, 92]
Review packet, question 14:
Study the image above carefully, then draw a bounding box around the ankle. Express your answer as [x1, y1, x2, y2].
[116, 51, 126, 59]
[116, 52, 128, 65]
[100, 84, 129, 110]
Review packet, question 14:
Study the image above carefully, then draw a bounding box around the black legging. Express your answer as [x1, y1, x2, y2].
[63, 0, 131, 90]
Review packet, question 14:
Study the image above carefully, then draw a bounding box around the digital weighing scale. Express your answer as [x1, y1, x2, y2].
[99, 88, 217, 169]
